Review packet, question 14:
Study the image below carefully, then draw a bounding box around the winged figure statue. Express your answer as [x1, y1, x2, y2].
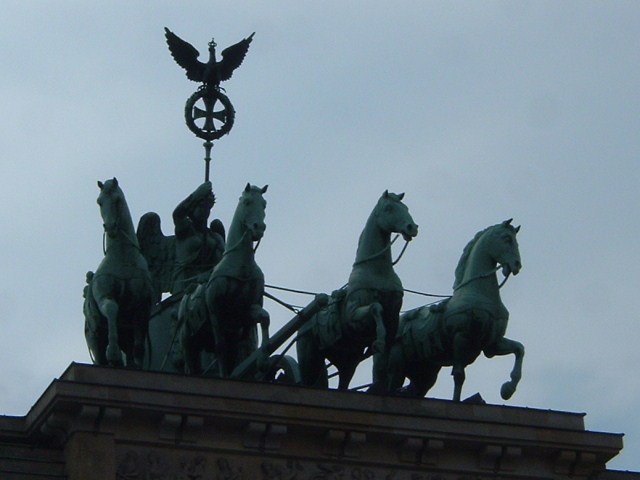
[164, 27, 255, 88]
[137, 182, 226, 302]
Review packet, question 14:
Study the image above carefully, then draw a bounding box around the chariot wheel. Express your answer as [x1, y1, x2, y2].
[185, 88, 235, 141]
[262, 354, 302, 385]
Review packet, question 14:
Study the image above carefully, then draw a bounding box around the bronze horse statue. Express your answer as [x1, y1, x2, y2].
[387, 219, 524, 401]
[85, 178, 153, 367]
[297, 191, 418, 391]
[178, 183, 270, 377]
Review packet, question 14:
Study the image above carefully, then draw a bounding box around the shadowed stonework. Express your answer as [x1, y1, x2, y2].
[0, 364, 636, 480]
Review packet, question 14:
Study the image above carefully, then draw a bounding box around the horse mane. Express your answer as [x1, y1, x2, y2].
[453, 224, 495, 289]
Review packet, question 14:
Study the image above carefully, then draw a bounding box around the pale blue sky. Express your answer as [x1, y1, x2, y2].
[1, 1, 639, 471]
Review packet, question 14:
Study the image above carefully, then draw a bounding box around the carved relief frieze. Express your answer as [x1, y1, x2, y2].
[116, 449, 504, 480]
[116, 450, 241, 480]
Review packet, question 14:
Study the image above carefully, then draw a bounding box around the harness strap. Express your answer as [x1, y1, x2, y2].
[353, 235, 410, 267]
[453, 266, 511, 291]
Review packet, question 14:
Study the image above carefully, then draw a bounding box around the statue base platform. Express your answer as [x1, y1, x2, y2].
[0, 363, 637, 480]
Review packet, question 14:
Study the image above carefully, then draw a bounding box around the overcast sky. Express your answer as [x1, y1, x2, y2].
[1, 1, 639, 471]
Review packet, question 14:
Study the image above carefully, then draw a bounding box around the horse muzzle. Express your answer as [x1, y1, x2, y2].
[502, 260, 522, 277]
[250, 222, 266, 241]
[103, 223, 118, 238]
[401, 223, 419, 242]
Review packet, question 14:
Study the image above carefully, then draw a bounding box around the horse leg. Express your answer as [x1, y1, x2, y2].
[131, 322, 147, 368]
[97, 298, 123, 367]
[451, 332, 472, 402]
[85, 320, 105, 365]
[337, 359, 358, 390]
[405, 364, 441, 398]
[351, 302, 388, 393]
[372, 292, 403, 394]
[250, 304, 270, 348]
[180, 316, 203, 375]
[183, 338, 201, 375]
[386, 341, 407, 394]
[484, 337, 525, 400]
[209, 313, 231, 378]
[296, 329, 328, 388]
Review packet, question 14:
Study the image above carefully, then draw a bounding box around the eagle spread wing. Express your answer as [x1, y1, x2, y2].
[165, 27, 254, 84]
[219, 33, 255, 82]
[164, 27, 205, 82]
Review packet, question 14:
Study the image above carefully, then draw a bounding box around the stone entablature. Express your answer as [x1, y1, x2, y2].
[0, 363, 636, 480]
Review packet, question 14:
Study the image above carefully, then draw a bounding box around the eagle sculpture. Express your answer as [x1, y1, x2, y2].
[164, 27, 255, 88]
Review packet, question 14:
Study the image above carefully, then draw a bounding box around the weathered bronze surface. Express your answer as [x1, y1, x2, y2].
[82, 32, 531, 403]
[387, 219, 524, 401]
[178, 183, 270, 377]
[137, 181, 225, 301]
[297, 191, 418, 392]
[84, 178, 153, 367]
[1, 363, 628, 480]
[165, 27, 255, 181]
[165, 28, 254, 89]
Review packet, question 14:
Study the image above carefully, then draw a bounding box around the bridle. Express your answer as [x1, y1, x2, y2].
[453, 265, 511, 291]
[352, 234, 411, 267]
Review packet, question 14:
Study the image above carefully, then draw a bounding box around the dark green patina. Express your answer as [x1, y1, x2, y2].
[177, 183, 270, 377]
[387, 219, 524, 401]
[84, 178, 153, 367]
[83, 29, 528, 402]
[165, 27, 254, 181]
[296, 191, 418, 392]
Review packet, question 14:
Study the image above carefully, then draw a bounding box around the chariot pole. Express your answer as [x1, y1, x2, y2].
[204, 141, 213, 182]
[230, 293, 329, 381]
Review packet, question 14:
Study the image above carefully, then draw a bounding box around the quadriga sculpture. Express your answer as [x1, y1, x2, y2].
[387, 219, 524, 401]
[297, 191, 418, 392]
[84, 178, 154, 367]
[178, 183, 270, 377]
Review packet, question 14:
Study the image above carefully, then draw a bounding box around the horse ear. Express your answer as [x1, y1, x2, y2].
[383, 190, 389, 198]
[261, 185, 268, 194]
[503, 218, 513, 226]
[397, 192, 405, 201]
[245, 182, 251, 193]
[113, 177, 118, 188]
[97, 181, 104, 189]
[515, 225, 521, 233]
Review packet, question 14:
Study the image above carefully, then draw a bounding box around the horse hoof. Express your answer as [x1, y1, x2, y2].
[500, 381, 516, 400]
[106, 345, 123, 366]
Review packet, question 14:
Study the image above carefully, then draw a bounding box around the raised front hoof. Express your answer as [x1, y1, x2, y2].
[500, 380, 517, 400]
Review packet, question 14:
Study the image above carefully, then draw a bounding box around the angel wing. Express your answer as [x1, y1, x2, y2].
[137, 212, 177, 302]
[164, 27, 206, 82]
[209, 218, 226, 242]
[218, 33, 255, 82]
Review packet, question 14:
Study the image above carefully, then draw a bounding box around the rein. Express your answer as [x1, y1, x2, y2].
[353, 234, 410, 267]
[222, 229, 262, 257]
[222, 230, 248, 257]
[103, 225, 142, 255]
[453, 266, 511, 291]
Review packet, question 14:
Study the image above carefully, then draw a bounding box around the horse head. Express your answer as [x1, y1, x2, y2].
[97, 178, 124, 238]
[375, 190, 418, 241]
[239, 183, 268, 241]
[488, 219, 522, 277]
